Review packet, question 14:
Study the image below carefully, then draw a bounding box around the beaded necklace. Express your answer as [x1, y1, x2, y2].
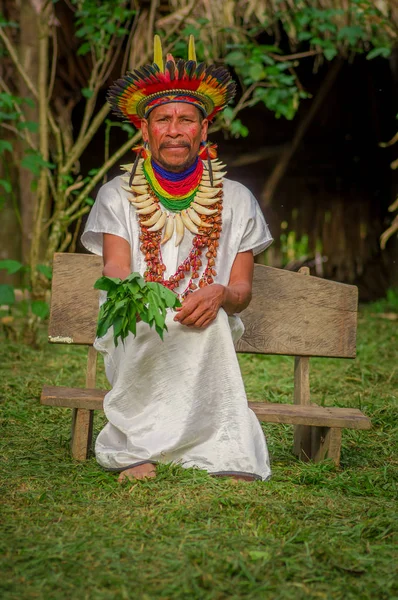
[142, 157, 203, 211]
[121, 157, 226, 298]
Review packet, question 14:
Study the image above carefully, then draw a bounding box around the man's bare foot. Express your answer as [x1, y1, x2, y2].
[213, 474, 256, 482]
[231, 475, 256, 482]
[118, 463, 156, 483]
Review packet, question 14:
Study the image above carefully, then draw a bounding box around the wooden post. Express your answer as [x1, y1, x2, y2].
[311, 427, 342, 466]
[293, 267, 312, 460]
[71, 346, 97, 460]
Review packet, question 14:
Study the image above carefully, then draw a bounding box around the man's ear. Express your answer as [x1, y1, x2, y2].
[201, 118, 209, 143]
[141, 118, 149, 142]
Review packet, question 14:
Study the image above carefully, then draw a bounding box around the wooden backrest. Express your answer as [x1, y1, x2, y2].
[49, 253, 357, 358]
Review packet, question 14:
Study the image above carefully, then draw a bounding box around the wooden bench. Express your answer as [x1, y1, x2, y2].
[41, 253, 371, 465]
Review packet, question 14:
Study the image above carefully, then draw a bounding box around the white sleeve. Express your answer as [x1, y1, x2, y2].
[238, 189, 273, 256]
[80, 177, 130, 256]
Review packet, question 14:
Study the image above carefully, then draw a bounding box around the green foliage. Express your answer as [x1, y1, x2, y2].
[0, 283, 15, 305]
[225, 44, 309, 119]
[220, 2, 393, 130]
[0, 259, 24, 274]
[72, 0, 135, 58]
[20, 150, 55, 176]
[95, 273, 181, 345]
[368, 288, 398, 313]
[0, 260, 51, 320]
[280, 229, 311, 266]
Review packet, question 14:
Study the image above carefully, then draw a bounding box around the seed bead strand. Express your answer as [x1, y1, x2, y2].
[138, 184, 223, 298]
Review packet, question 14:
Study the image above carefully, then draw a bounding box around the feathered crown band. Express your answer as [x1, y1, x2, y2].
[107, 35, 236, 128]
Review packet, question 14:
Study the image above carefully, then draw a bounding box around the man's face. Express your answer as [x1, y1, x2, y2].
[141, 102, 208, 172]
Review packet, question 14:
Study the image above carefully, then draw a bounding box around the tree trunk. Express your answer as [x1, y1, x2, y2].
[17, 0, 40, 265]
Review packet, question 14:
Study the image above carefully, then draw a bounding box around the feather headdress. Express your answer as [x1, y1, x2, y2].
[107, 35, 236, 128]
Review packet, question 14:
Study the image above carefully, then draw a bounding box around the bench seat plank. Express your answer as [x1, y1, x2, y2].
[41, 386, 371, 430]
[250, 403, 371, 429]
[41, 386, 106, 410]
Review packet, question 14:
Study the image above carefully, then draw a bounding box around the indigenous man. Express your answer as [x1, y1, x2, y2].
[81, 36, 273, 483]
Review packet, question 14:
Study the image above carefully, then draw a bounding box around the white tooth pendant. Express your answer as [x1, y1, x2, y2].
[129, 197, 154, 208]
[175, 213, 184, 246]
[131, 185, 148, 194]
[194, 196, 220, 206]
[190, 202, 218, 216]
[120, 163, 135, 172]
[141, 209, 162, 227]
[148, 211, 167, 232]
[195, 189, 219, 199]
[187, 208, 211, 228]
[181, 210, 200, 235]
[132, 193, 152, 203]
[161, 214, 174, 244]
[136, 204, 158, 215]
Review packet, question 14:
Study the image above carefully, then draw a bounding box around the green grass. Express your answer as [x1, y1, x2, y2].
[1, 301, 397, 600]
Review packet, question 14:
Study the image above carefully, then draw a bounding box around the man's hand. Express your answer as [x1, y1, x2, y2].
[173, 284, 226, 329]
[173, 251, 254, 330]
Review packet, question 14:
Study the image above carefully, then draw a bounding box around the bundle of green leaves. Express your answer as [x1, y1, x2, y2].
[94, 273, 181, 346]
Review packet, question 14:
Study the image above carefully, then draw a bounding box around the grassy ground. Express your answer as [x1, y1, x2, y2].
[1, 299, 397, 600]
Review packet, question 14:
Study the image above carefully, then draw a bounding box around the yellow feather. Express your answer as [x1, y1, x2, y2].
[188, 35, 196, 62]
[153, 35, 164, 73]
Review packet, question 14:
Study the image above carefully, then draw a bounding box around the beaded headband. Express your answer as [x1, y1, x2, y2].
[107, 35, 236, 128]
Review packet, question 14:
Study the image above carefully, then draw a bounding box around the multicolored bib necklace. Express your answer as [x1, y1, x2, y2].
[121, 155, 226, 298]
[143, 157, 204, 211]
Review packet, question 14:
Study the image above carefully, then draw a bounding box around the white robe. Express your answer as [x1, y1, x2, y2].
[81, 175, 273, 480]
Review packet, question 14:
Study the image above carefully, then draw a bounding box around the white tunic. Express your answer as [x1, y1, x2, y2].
[81, 175, 273, 480]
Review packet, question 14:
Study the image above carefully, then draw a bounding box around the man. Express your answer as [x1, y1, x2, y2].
[81, 36, 273, 483]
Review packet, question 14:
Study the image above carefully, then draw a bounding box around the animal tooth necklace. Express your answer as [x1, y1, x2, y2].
[121, 154, 226, 298]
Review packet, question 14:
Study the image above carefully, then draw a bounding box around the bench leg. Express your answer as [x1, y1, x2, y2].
[293, 354, 312, 461]
[70, 345, 97, 460]
[71, 408, 94, 460]
[294, 425, 313, 462]
[311, 427, 342, 466]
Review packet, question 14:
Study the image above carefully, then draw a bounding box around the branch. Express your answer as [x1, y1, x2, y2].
[388, 196, 398, 212]
[270, 50, 322, 62]
[121, 8, 141, 74]
[47, 26, 58, 101]
[61, 102, 111, 174]
[147, 0, 158, 51]
[380, 214, 398, 249]
[0, 18, 61, 144]
[379, 131, 398, 148]
[0, 27, 38, 99]
[0, 123, 37, 150]
[65, 130, 141, 216]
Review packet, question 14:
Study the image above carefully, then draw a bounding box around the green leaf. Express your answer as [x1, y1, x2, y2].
[31, 300, 49, 319]
[77, 42, 91, 56]
[0, 140, 12, 154]
[0, 179, 11, 193]
[37, 264, 52, 280]
[21, 152, 55, 176]
[82, 87, 94, 99]
[0, 259, 24, 274]
[0, 284, 15, 305]
[366, 47, 391, 60]
[324, 48, 338, 61]
[17, 121, 39, 132]
[225, 51, 246, 67]
[93, 276, 122, 292]
[297, 31, 312, 42]
[248, 63, 265, 82]
[337, 25, 365, 45]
